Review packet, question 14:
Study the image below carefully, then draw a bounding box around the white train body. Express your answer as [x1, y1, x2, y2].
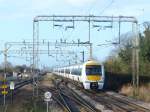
[53, 60, 105, 89]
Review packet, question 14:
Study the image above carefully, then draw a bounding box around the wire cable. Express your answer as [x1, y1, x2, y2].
[99, 0, 114, 15]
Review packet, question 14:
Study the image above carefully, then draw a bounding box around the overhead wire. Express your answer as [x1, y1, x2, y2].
[88, 0, 114, 15]
[88, 0, 99, 14]
[99, 0, 114, 15]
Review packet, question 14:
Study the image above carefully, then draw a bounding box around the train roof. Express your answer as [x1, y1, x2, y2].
[59, 63, 83, 69]
[54, 59, 101, 69]
[84, 60, 101, 66]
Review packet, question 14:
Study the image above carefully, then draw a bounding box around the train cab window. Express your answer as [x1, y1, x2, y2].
[86, 65, 101, 75]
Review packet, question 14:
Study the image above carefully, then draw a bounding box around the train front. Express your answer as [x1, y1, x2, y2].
[83, 60, 105, 90]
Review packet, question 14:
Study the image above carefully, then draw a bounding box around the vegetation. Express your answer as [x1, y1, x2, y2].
[104, 22, 150, 102]
[120, 83, 150, 102]
[0, 63, 32, 79]
[105, 22, 150, 77]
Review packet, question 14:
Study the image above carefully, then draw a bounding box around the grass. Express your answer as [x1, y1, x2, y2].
[21, 95, 62, 112]
[120, 83, 150, 102]
[22, 97, 60, 112]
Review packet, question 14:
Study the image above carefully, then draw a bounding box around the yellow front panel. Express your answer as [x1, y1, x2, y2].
[87, 75, 101, 81]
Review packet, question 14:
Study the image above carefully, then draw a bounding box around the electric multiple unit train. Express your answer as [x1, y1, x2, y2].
[53, 60, 105, 89]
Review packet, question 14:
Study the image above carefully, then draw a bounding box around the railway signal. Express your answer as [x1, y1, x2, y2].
[1, 84, 8, 89]
[10, 81, 15, 90]
[1, 79, 8, 105]
[10, 81, 15, 104]
[1, 80, 8, 95]
[1, 90, 8, 95]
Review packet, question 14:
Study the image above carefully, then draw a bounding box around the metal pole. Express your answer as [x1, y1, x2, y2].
[36, 21, 39, 97]
[75, 54, 77, 64]
[135, 23, 139, 95]
[83, 51, 84, 62]
[47, 101, 49, 112]
[11, 90, 13, 104]
[3, 43, 7, 106]
[81, 51, 84, 63]
[88, 17, 91, 43]
[132, 22, 139, 97]
[3, 91, 6, 106]
[132, 23, 136, 96]
[88, 18, 93, 59]
[33, 20, 35, 97]
[90, 43, 92, 59]
[118, 17, 121, 44]
[4, 43, 7, 78]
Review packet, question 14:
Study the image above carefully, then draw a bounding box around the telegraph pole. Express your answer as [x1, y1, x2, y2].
[132, 22, 139, 97]
[135, 22, 140, 96]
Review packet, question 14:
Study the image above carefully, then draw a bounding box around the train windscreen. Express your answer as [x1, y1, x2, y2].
[86, 65, 102, 75]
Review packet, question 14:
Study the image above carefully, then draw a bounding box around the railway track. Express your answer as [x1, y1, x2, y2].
[63, 87, 98, 112]
[59, 84, 99, 112]
[71, 82, 150, 112]
[57, 89, 77, 112]
[56, 75, 150, 112]
[39, 77, 99, 112]
[103, 92, 150, 112]
[39, 75, 150, 112]
[38, 80, 78, 112]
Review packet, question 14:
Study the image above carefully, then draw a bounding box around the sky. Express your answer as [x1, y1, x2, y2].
[0, 0, 150, 68]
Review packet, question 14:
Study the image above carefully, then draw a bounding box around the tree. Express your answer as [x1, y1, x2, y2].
[140, 22, 150, 62]
[14, 65, 24, 73]
[105, 22, 150, 76]
[0, 61, 13, 73]
[138, 22, 150, 75]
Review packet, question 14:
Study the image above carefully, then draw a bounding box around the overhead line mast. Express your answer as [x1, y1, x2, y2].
[33, 15, 139, 97]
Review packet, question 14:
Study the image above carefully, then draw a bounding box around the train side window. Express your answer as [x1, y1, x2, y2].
[66, 69, 70, 74]
[61, 69, 64, 73]
[71, 67, 81, 75]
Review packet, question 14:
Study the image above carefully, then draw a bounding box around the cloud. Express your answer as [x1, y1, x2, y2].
[65, 0, 96, 6]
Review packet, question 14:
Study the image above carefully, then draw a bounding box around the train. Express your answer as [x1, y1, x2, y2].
[53, 59, 105, 89]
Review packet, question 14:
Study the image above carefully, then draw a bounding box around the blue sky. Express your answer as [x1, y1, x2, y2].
[0, 0, 150, 67]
